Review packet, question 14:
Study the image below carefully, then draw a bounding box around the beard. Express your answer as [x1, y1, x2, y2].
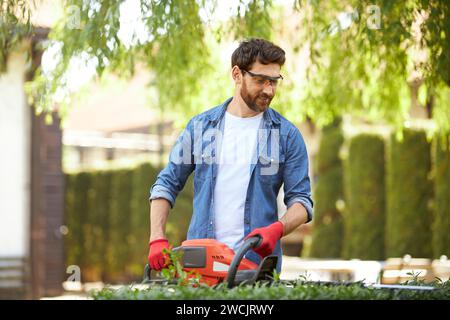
[240, 81, 273, 113]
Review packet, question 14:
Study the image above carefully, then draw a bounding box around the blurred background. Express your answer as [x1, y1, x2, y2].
[0, 0, 449, 299]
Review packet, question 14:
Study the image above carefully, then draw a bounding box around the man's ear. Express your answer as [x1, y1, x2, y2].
[231, 65, 242, 85]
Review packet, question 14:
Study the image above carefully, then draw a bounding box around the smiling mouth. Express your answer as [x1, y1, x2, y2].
[259, 97, 270, 104]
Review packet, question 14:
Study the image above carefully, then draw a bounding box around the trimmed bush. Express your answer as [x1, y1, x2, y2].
[310, 120, 344, 258]
[342, 134, 386, 260]
[386, 129, 433, 258]
[85, 170, 112, 281]
[107, 169, 134, 281]
[432, 135, 450, 258]
[64, 173, 78, 268]
[64, 171, 92, 281]
[64, 162, 195, 283]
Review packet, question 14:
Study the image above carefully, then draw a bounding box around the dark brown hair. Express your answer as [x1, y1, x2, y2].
[231, 38, 286, 71]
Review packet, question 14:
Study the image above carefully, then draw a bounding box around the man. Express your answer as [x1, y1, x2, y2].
[148, 38, 313, 273]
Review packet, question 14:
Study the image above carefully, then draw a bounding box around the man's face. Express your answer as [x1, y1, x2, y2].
[238, 61, 281, 113]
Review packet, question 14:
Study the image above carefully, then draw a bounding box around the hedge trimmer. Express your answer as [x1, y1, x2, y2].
[143, 236, 277, 288]
[142, 236, 437, 291]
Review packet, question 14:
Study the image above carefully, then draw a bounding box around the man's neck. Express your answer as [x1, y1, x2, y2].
[227, 95, 262, 118]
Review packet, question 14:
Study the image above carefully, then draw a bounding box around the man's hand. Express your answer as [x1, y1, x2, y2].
[244, 221, 284, 258]
[148, 238, 171, 271]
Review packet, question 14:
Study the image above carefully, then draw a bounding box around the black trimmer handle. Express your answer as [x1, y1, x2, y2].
[143, 263, 152, 283]
[226, 235, 262, 289]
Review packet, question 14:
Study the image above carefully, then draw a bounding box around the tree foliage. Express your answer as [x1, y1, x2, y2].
[0, 0, 33, 72]
[0, 0, 449, 131]
[295, 0, 449, 131]
[17, 0, 272, 120]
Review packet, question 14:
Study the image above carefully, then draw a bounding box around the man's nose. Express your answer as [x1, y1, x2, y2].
[262, 83, 274, 97]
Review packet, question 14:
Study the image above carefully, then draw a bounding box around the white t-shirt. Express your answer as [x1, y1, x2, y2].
[213, 111, 263, 251]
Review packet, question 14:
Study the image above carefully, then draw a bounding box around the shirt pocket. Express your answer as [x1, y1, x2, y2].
[257, 153, 285, 184]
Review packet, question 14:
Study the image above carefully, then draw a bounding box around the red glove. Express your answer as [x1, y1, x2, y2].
[148, 238, 171, 271]
[245, 221, 284, 259]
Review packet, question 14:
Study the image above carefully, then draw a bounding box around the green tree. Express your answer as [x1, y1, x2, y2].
[8, 0, 272, 121]
[0, 0, 33, 72]
[295, 0, 450, 132]
[2, 1, 449, 132]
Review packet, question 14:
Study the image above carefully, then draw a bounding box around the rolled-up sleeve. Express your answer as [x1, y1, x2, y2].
[283, 126, 314, 223]
[149, 119, 195, 208]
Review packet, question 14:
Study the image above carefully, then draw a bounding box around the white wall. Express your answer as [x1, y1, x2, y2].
[0, 44, 31, 257]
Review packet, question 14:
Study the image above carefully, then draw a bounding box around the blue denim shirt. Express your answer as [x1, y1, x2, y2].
[149, 97, 313, 273]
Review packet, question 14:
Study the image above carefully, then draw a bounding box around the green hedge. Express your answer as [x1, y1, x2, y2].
[309, 120, 345, 258]
[88, 170, 113, 281]
[64, 163, 194, 283]
[108, 169, 134, 281]
[64, 172, 92, 277]
[342, 134, 386, 260]
[432, 135, 450, 258]
[386, 129, 433, 258]
[91, 280, 450, 300]
[64, 173, 79, 269]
